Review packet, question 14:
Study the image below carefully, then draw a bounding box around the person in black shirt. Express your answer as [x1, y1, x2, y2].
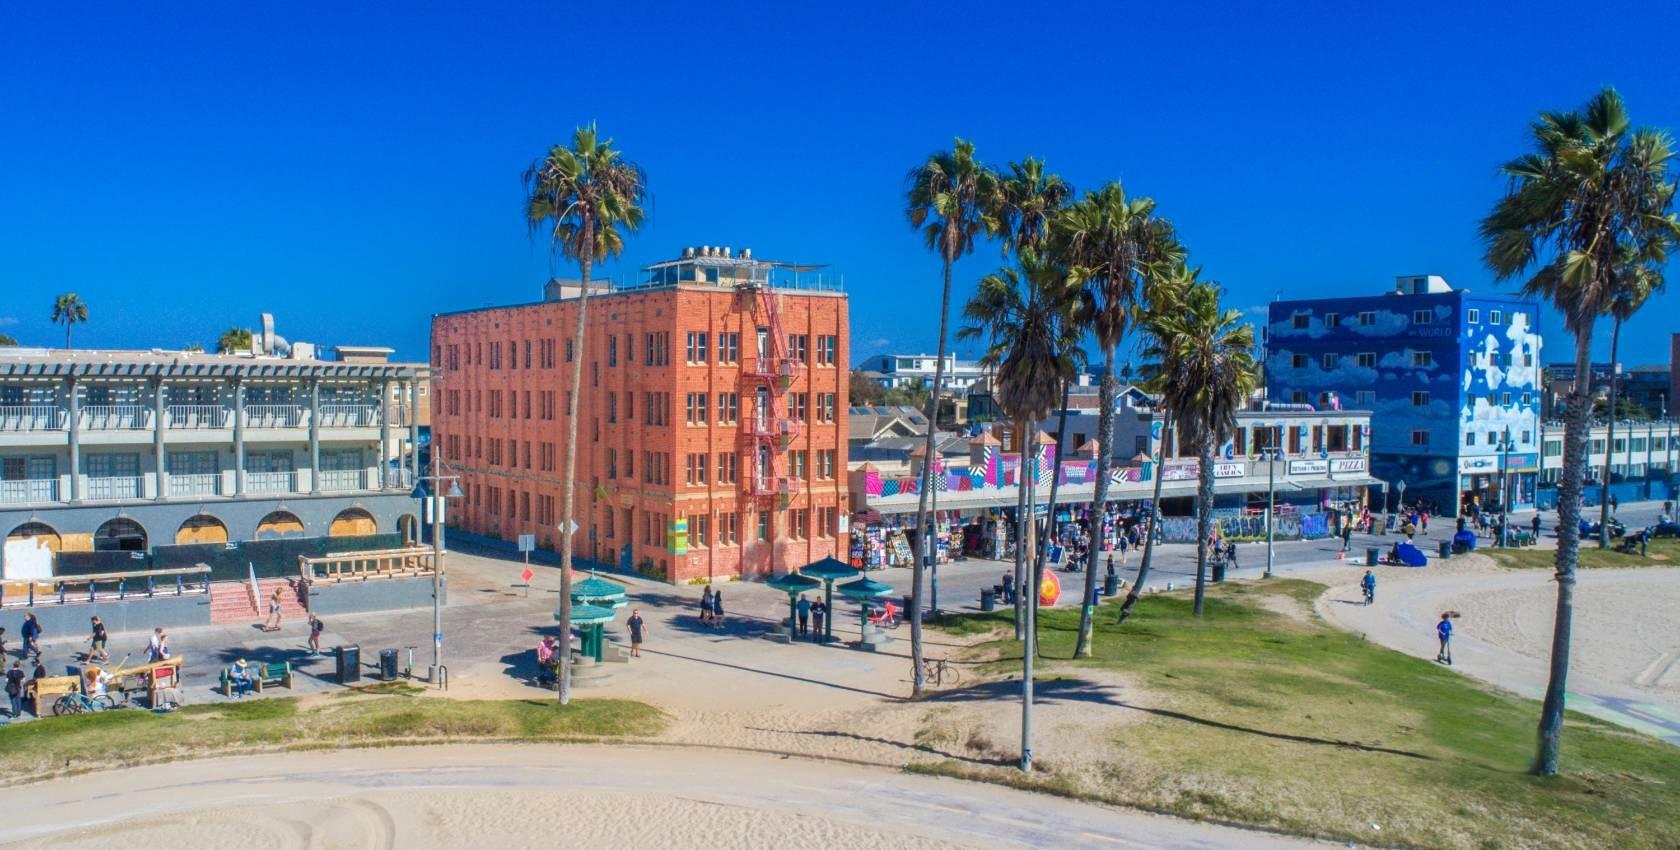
[626, 609, 646, 658]
[89, 616, 109, 663]
[4, 661, 24, 718]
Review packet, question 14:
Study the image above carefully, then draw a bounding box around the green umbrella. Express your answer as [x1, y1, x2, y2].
[800, 557, 860, 642]
[766, 572, 822, 638]
[838, 577, 895, 643]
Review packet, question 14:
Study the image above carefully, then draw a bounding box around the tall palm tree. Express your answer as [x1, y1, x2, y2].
[1053, 182, 1181, 656]
[52, 293, 88, 349]
[959, 247, 1076, 773]
[525, 124, 647, 706]
[1480, 87, 1679, 775]
[216, 327, 253, 354]
[1140, 271, 1258, 617]
[904, 139, 994, 696]
[1596, 252, 1663, 545]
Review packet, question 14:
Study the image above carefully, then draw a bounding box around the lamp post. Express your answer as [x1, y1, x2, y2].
[1499, 428, 1513, 548]
[1264, 446, 1278, 579]
[413, 475, 463, 686]
[1647, 414, 1656, 501]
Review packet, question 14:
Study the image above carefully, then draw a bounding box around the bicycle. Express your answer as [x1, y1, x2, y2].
[921, 656, 961, 688]
[52, 691, 120, 716]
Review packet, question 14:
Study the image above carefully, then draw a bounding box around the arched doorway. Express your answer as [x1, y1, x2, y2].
[4, 522, 60, 581]
[176, 514, 229, 545]
[255, 510, 305, 540]
[397, 513, 419, 545]
[93, 518, 148, 552]
[329, 508, 377, 537]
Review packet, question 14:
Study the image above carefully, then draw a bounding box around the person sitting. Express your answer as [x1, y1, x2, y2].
[535, 635, 560, 686]
[228, 659, 254, 699]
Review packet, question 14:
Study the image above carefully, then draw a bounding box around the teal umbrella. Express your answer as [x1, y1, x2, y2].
[838, 577, 895, 642]
[556, 603, 618, 662]
[767, 572, 823, 638]
[571, 575, 628, 609]
[800, 557, 860, 642]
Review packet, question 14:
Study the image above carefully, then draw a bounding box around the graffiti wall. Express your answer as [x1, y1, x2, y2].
[1158, 510, 1330, 543]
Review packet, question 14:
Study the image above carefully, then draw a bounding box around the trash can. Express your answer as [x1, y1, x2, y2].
[1104, 572, 1119, 597]
[1438, 540, 1452, 560]
[1366, 547, 1379, 567]
[336, 645, 361, 684]
[1212, 560, 1227, 583]
[902, 595, 914, 616]
[980, 589, 996, 612]
[379, 649, 400, 681]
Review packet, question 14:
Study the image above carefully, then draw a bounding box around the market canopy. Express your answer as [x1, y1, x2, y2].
[766, 572, 823, 595]
[799, 556, 859, 582]
[571, 575, 629, 608]
[837, 576, 894, 599]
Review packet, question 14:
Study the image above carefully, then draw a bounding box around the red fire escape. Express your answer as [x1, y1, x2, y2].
[739, 282, 802, 508]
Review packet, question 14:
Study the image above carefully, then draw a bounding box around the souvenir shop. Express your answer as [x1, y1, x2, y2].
[850, 508, 1017, 569]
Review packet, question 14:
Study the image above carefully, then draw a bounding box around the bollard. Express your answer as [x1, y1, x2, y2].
[1366, 547, 1379, 567]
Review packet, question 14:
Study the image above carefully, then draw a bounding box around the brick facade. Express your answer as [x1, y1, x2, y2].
[431, 281, 847, 583]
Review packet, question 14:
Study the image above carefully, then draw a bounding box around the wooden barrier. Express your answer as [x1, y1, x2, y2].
[299, 547, 436, 584]
[0, 566, 212, 608]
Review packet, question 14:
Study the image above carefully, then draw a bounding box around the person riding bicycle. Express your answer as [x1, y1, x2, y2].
[1361, 570, 1376, 605]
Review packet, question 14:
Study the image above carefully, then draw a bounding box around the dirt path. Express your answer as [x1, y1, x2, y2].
[0, 744, 1327, 850]
[1317, 556, 1680, 743]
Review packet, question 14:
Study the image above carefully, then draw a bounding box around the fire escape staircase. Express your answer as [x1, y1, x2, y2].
[739, 283, 803, 507]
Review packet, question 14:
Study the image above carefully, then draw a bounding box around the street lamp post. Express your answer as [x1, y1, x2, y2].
[1648, 415, 1656, 501]
[1264, 447, 1277, 579]
[413, 475, 463, 687]
[1499, 428, 1512, 548]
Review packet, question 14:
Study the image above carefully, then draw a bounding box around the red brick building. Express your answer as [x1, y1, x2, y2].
[430, 247, 848, 582]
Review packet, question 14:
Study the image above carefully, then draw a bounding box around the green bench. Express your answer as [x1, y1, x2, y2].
[219, 661, 293, 697]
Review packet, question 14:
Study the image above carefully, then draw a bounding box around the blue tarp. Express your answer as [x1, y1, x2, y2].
[1395, 541, 1429, 567]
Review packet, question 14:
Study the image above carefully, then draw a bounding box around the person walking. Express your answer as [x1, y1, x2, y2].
[147, 627, 170, 663]
[711, 589, 725, 630]
[262, 586, 285, 632]
[1610, 493, 1619, 514]
[1531, 513, 1542, 540]
[307, 613, 324, 656]
[27, 660, 46, 716]
[796, 594, 811, 637]
[699, 586, 714, 626]
[811, 599, 826, 642]
[1436, 613, 1454, 665]
[626, 609, 645, 658]
[20, 613, 42, 661]
[4, 660, 24, 718]
[1420, 510, 1430, 534]
[88, 616, 109, 663]
[1340, 522, 1354, 552]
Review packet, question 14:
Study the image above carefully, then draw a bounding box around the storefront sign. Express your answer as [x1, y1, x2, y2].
[1288, 459, 1329, 475]
[1458, 455, 1499, 473]
[1460, 453, 1539, 473]
[1330, 457, 1367, 473]
[1161, 460, 1199, 481]
[1213, 462, 1245, 479]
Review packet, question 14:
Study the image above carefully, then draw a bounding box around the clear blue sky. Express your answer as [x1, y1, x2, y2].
[4, 3, 1679, 367]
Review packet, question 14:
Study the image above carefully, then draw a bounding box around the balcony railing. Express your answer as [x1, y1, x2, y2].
[246, 470, 297, 494]
[245, 405, 306, 429]
[85, 475, 142, 500]
[0, 478, 57, 505]
[384, 467, 415, 489]
[319, 403, 380, 428]
[167, 473, 222, 497]
[166, 405, 229, 429]
[81, 405, 151, 430]
[0, 405, 66, 431]
[318, 468, 365, 491]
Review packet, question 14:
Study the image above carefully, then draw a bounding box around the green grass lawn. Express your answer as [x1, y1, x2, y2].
[930, 580, 1680, 850]
[0, 694, 665, 784]
[1486, 536, 1679, 569]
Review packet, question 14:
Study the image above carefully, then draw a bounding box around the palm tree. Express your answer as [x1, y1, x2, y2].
[1140, 271, 1258, 617]
[0, 333, 16, 346]
[1596, 252, 1662, 545]
[959, 247, 1076, 773]
[904, 139, 994, 696]
[216, 327, 253, 354]
[1053, 182, 1181, 656]
[525, 124, 647, 706]
[1480, 87, 1679, 775]
[51, 293, 88, 349]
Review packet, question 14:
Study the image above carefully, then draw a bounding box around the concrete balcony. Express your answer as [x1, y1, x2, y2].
[85, 475, 143, 501]
[81, 405, 152, 431]
[244, 404, 306, 429]
[318, 403, 380, 428]
[318, 468, 368, 492]
[166, 405, 230, 429]
[0, 478, 57, 505]
[245, 470, 299, 494]
[167, 472, 224, 497]
[0, 405, 66, 432]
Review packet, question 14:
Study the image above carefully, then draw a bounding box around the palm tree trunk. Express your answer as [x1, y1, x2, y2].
[1598, 316, 1623, 548]
[1032, 379, 1072, 654]
[64, 324, 71, 350]
[555, 247, 592, 705]
[1537, 331, 1592, 775]
[1012, 419, 1029, 639]
[1194, 436, 1214, 617]
[909, 256, 955, 696]
[1116, 414, 1170, 625]
[1074, 346, 1118, 657]
[1020, 430, 1037, 773]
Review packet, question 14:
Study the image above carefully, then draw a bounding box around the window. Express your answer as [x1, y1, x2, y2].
[1501, 392, 1511, 406]
[717, 452, 737, 484]
[686, 332, 708, 363]
[686, 392, 709, 425]
[1324, 313, 1340, 329]
[488, 342, 502, 369]
[817, 506, 838, 538]
[1467, 308, 1479, 323]
[818, 449, 836, 479]
[565, 339, 574, 362]
[790, 509, 808, 539]
[1358, 311, 1376, 326]
[1521, 430, 1532, 445]
[1321, 353, 1337, 369]
[1413, 309, 1434, 324]
[817, 393, 836, 423]
[606, 448, 617, 479]
[1292, 314, 1310, 329]
[1411, 430, 1429, 446]
[523, 340, 532, 369]
[1354, 390, 1376, 405]
[1520, 392, 1530, 405]
[818, 335, 838, 366]
[1465, 432, 1476, 447]
[686, 453, 709, 485]
[1292, 354, 1308, 368]
[1412, 391, 1430, 406]
[787, 393, 808, 422]
[607, 392, 617, 423]
[718, 392, 739, 424]
[758, 511, 771, 541]
[689, 514, 709, 548]
[719, 333, 740, 364]
[1290, 390, 1307, 404]
[789, 334, 809, 363]
[1356, 352, 1375, 368]
[721, 512, 739, 546]
[790, 450, 807, 478]
[608, 336, 618, 367]
[1410, 351, 1434, 367]
[1490, 310, 1503, 325]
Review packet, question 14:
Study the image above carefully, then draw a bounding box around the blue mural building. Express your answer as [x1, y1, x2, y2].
[1267, 275, 1543, 517]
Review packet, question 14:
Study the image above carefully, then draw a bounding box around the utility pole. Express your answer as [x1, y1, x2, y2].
[1500, 428, 1511, 548]
[1264, 446, 1277, 578]
[415, 475, 461, 687]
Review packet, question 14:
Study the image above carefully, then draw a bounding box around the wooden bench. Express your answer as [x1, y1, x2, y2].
[26, 675, 80, 712]
[219, 661, 293, 697]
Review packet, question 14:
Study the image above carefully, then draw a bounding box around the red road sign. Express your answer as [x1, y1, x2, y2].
[520, 568, 534, 583]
